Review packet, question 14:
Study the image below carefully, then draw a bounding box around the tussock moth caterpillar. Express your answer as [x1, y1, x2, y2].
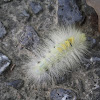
[25, 27, 88, 85]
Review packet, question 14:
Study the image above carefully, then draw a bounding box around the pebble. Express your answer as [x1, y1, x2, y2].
[30, 2, 43, 14]
[6, 79, 24, 89]
[0, 22, 7, 39]
[50, 88, 77, 100]
[20, 26, 39, 50]
[58, 0, 82, 25]
[0, 52, 11, 74]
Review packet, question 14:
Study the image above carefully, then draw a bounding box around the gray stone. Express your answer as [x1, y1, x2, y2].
[95, 69, 100, 78]
[58, 0, 82, 25]
[30, 2, 43, 14]
[20, 26, 39, 50]
[50, 88, 77, 100]
[21, 10, 30, 18]
[0, 22, 7, 38]
[0, 53, 11, 74]
[6, 79, 24, 90]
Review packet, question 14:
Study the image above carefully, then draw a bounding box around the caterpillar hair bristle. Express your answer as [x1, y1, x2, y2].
[25, 27, 88, 85]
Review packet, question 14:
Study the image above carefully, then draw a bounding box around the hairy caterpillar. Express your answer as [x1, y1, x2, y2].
[26, 27, 88, 84]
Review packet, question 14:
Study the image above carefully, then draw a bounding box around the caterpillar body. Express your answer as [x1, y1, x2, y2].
[26, 27, 88, 84]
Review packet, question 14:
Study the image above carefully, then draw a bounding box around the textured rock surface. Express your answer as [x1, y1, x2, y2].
[30, 1, 43, 14]
[86, 0, 100, 33]
[6, 79, 24, 90]
[0, 52, 11, 74]
[58, 0, 82, 25]
[0, 22, 7, 38]
[50, 88, 77, 100]
[4, 0, 13, 2]
[19, 26, 39, 50]
[0, 0, 100, 100]
[77, 0, 98, 35]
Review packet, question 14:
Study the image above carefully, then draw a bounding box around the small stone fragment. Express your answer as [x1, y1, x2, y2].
[20, 26, 39, 50]
[0, 22, 7, 38]
[30, 2, 43, 14]
[21, 10, 30, 18]
[50, 88, 77, 100]
[58, 0, 82, 25]
[0, 53, 11, 74]
[6, 79, 24, 89]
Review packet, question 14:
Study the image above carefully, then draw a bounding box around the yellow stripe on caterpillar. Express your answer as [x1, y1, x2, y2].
[61, 44, 67, 50]
[57, 37, 75, 52]
[68, 37, 74, 44]
[57, 47, 63, 52]
[65, 40, 70, 47]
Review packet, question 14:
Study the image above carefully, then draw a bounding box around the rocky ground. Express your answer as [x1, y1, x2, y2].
[0, 0, 100, 100]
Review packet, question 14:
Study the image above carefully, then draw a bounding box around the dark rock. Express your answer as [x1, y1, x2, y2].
[58, 0, 82, 25]
[0, 53, 11, 74]
[87, 37, 92, 41]
[6, 79, 24, 89]
[40, 0, 44, 2]
[19, 26, 39, 50]
[50, 88, 77, 100]
[76, 0, 98, 34]
[30, 2, 43, 14]
[49, 5, 54, 13]
[91, 91, 100, 100]
[95, 69, 100, 78]
[0, 22, 7, 38]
